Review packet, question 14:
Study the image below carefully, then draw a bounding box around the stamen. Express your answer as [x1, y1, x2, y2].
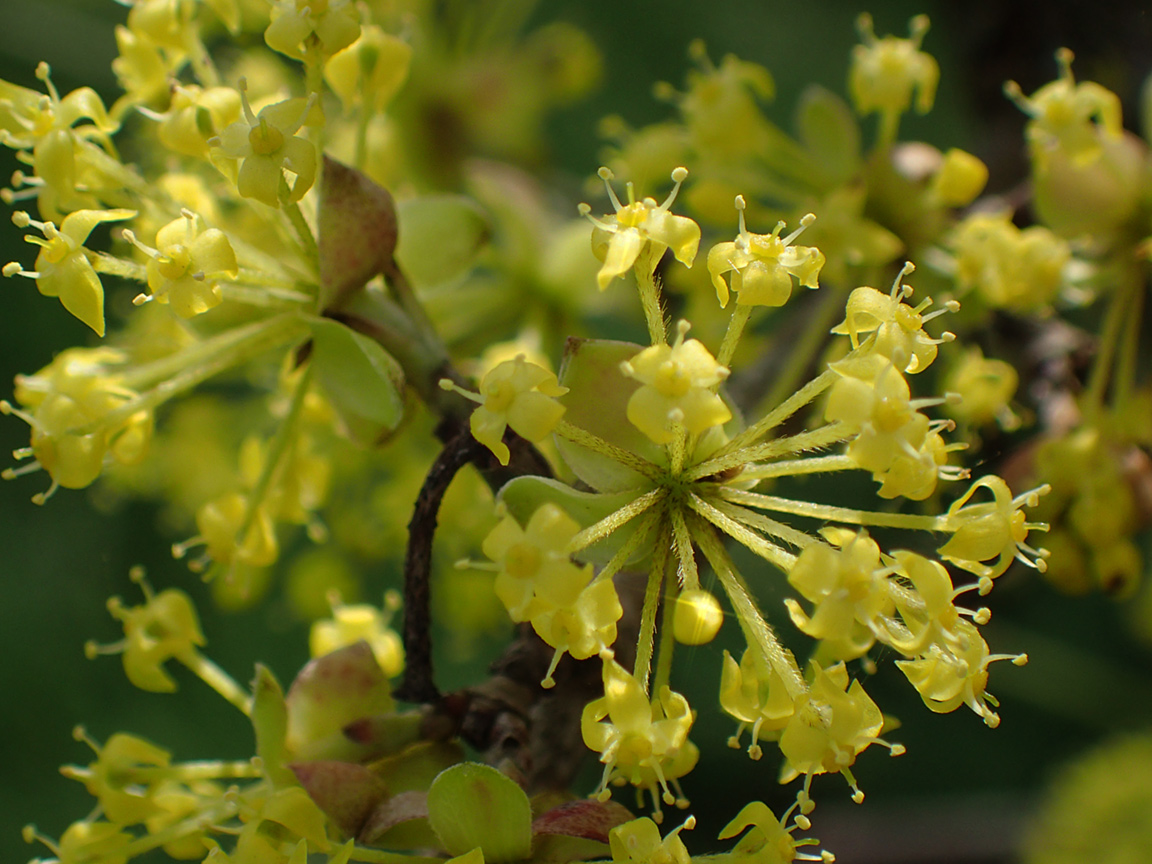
[597, 166, 623, 211]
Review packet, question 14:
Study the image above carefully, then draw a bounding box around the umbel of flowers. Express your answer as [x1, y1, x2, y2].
[0, 4, 1086, 864]
[470, 169, 1042, 827]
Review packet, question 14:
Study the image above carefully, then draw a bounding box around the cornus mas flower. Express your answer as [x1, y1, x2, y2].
[707, 196, 824, 308]
[582, 652, 697, 822]
[831, 262, 957, 374]
[1004, 47, 1122, 168]
[123, 209, 239, 316]
[849, 13, 938, 144]
[211, 79, 317, 207]
[444, 355, 568, 466]
[4, 208, 135, 335]
[579, 166, 700, 291]
[265, 0, 361, 61]
[1, 347, 151, 503]
[621, 320, 731, 444]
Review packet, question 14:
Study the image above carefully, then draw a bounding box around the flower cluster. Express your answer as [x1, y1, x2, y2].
[10, 5, 1152, 864]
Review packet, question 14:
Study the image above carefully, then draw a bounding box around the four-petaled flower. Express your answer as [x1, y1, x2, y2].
[446, 356, 568, 466]
[265, 0, 361, 61]
[707, 196, 824, 308]
[621, 321, 730, 445]
[5, 208, 135, 336]
[212, 79, 317, 207]
[125, 209, 238, 317]
[582, 652, 697, 820]
[580, 167, 700, 290]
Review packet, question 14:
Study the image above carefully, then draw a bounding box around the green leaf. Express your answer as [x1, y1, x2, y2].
[395, 195, 490, 288]
[252, 664, 296, 786]
[796, 85, 861, 189]
[310, 317, 405, 445]
[426, 763, 532, 862]
[556, 337, 664, 493]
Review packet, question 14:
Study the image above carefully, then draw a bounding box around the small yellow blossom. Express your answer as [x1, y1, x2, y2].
[621, 321, 730, 445]
[265, 0, 361, 61]
[445, 355, 568, 466]
[24, 821, 133, 864]
[153, 84, 242, 158]
[5, 208, 135, 336]
[785, 528, 892, 661]
[1, 347, 151, 502]
[530, 578, 623, 688]
[944, 346, 1020, 429]
[310, 591, 404, 677]
[849, 13, 938, 142]
[952, 212, 1069, 311]
[778, 662, 900, 802]
[707, 197, 823, 308]
[896, 618, 1027, 727]
[1005, 48, 1122, 168]
[324, 25, 412, 113]
[939, 476, 1049, 587]
[609, 815, 694, 864]
[719, 649, 796, 760]
[831, 263, 956, 374]
[482, 503, 589, 622]
[212, 80, 317, 207]
[124, 209, 238, 316]
[192, 491, 279, 571]
[579, 167, 700, 290]
[62, 729, 171, 825]
[92, 579, 207, 693]
[582, 652, 697, 818]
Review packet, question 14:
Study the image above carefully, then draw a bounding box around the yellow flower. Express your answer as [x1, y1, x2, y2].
[1, 347, 151, 502]
[951, 211, 1069, 312]
[848, 13, 938, 142]
[154, 84, 242, 158]
[265, 0, 361, 61]
[831, 263, 956, 374]
[609, 816, 694, 864]
[96, 582, 207, 694]
[4, 208, 135, 336]
[582, 652, 696, 819]
[446, 356, 568, 466]
[1005, 47, 1122, 168]
[706, 197, 823, 308]
[62, 729, 171, 825]
[530, 578, 622, 688]
[580, 167, 700, 290]
[939, 476, 1049, 587]
[482, 503, 588, 622]
[310, 591, 404, 678]
[896, 618, 1027, 727]
[212, 80, 317, 207]
[784, 528, 892, 661]
[778, 662, 899, 802]
[324, 25, 412, 113]
[125, 210, 238, 317]
[719, 649, 796, 760]
[621, 321, 730, 445]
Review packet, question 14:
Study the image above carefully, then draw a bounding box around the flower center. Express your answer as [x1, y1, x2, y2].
[248, 119, 284, 155]
[156, 244, 191, 279]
